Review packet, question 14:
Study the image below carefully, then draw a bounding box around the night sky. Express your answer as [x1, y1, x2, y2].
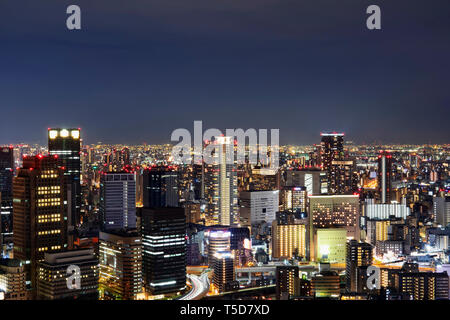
[0, 0, 449, 145]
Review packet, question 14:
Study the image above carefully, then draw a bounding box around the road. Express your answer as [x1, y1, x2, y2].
[179, 273, 210, 300]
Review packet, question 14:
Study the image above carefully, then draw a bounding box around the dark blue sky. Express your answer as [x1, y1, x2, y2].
[0, 0, 449, 145]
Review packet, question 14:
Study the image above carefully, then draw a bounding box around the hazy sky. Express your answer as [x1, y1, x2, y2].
[0, 0, 449, 145]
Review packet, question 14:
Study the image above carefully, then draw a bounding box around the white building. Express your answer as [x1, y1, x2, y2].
[239, 190, 279, 226]
[433, 196, 450, 227]
[364, 199, 410, 220]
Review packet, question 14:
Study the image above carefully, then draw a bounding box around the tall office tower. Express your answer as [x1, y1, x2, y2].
[311, 271, 340, 299]
[364, 199, 410, 220]
[48, 128, 81, 229]
[0, 258, 27, 300]
[99, 231, 143, 300]
[328, 158, 358, 195]
[281, 186, 307, 214]
[320, 132, 345, 171]
[13, 155, 68, 292]
[36, 249, 98, 300]
[207, 229, 231, 267]
[99, 172, 136, 231]
[213, 251, 235, 292]
[142, 166, 179, 208]
[284, 169, 327, 196]
[346, 240, 373, 293]
[276, 265, 300, 300]
[398, 271, 449, 300]
[272, 216, 307, 259]
[433, 196, 450, 227]
[239, 190, 279, 227]
[377, 151, 393, 204]
[0, 146, 14, 248]
[309, 195, 360, 240]
[141, 207, 186, 296]
[204, 136, 238, 226]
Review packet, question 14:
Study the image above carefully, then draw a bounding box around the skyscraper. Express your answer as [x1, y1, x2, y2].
[320, 132, 345, 171]
[328, 159, 358, 195]
[276, 265, 300, 300]
[204, 137, 238, 226]
[141, 207, 186, 296]
[433, 196, 450, 227]
[13, 155, 68, 292]
[142, 166, 179, 208]
[272, 216, 307, 260]
[0, 146, 14, 248]
[99, 172, 136, 231]
[99, 230, 143, 300]
[309, 195, 360, 240]
[207, 229, 231, 267]
[239, 190, 279, 226]
[48, 128, 81, 228]
[36, 249, 98, 300]
[213, 251, 235, 293]
[377, 151, 392, 204]
[346, 240, 373, 293]
[281, 186, 307, 214]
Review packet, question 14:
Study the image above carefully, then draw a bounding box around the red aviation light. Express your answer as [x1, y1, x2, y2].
[37, 154, 43, 159]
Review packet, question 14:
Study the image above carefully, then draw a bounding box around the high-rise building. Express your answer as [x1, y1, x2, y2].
[204, 137, 238, 226]
[276, 265, 299, 300]
[433, 196, 450, 227]
[239, 190, 279, 226]
[184, 201, 203, 224]
[240, 167, 279, 192]
[328, 159, 358, 195]
[315, 228, 347, 263]
[320, 132, 344, 172]
[284, 169, 327, 195]
[141, 207, 186, 296]
[346, 240, 373, 293]
[309, 195, 360, 240]
[98, 231, 143, 300]
[398, 272, 449, 300]
[207, 229, 231, 267]
[48, 128, 81, 228]
[281, 186, 307, 214]
[377, 151, 392, 204]
[0, 258, 27, 300]
[272, 217, 307, 260]
[13, 155, 68, 292]
[366, 219, 391, 245]
[213, 251, 235, 292]
[143, 166, 179, 208]
[0, 147, 14, 248]
[36, 249, 98, 300]
[364, 199, 410, 220]
[99, 172, 136, 231]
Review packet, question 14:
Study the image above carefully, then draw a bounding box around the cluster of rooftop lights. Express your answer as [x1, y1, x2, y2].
[48, 128, 80, 139]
